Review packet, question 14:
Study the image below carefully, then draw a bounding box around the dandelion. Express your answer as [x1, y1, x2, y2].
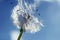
[11, 0, 44, 40]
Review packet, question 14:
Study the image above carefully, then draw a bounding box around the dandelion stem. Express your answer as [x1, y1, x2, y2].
[18, 29, 23, 40]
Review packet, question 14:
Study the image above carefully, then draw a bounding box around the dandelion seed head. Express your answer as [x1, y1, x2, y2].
[11, 0, 44, 33]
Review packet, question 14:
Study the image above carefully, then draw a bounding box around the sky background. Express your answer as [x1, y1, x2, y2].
[0, 0, 60, 40]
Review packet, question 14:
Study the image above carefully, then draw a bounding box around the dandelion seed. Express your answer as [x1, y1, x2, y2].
[11, 0, 44, 40]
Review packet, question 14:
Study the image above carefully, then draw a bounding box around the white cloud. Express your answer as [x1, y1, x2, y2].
[40, 0, 60, 4]
[41, 0, 52, 2]
[56, 0, 60, 5]
[10, 31, 19, 40]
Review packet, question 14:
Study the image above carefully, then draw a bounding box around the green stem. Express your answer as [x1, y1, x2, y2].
[18, 29, 23, 40]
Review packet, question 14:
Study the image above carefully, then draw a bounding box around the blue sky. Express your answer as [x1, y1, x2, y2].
[0, 0, 60, 40]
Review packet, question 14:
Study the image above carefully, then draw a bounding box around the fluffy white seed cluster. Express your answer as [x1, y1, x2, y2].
[11, 0, 44, 33]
